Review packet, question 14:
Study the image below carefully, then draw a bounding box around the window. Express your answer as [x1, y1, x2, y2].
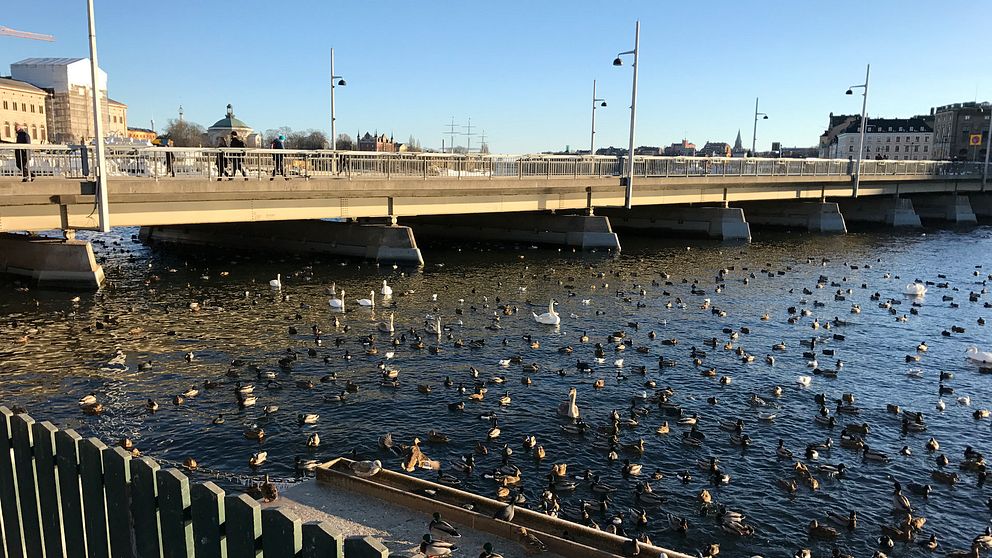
[964, 115, 971, 120]
[905, 136, 910, 142]
[895, 146, 900, 152]
[2, 122, 8, 138]
[910, 126, 915, 131]
[888, 127, 893, 131]
[39, 105, 43, 114]
[40, 127, 46, 142]
[11, 102, 16, 111]
[896, 136, 900, 142]
[914, 146, 919, 152]
[924, 145, 928, 152]
[886, 146, 890, 152]
[915, 136, 920, 142]
[30, 125, 37, 140]
[849, 145, 854, 152]
[886, 137, 891, 142]
[899, 127, 904, 132]
[30, 104, 35, 113]
[21, 103, 25, 111]
[2, 101, 6, 109]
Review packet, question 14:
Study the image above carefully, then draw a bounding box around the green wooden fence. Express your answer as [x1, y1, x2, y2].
[0, 407, 389, 558]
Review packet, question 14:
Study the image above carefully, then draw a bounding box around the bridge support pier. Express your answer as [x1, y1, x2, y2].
[405, 213, 621, 252]
[598, 206, 751, 241]
[0, 233, 105, 289]
[911, 194, 977, 224]
[967, 194, 992, 219]
[742, 202, 847, 233]
[837, 197, 922, 227]
[139, 221, 424, 265]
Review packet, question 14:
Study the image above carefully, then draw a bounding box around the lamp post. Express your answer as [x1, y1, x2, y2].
[845, 64, 870, 198]
[983, 106, 991, 191]
[751, 97, 768, 156]
[614, 20, 640, 209]
[590, 79, 607, 155]
[86, 0, 109, 232]
[330, 47, 347, 150]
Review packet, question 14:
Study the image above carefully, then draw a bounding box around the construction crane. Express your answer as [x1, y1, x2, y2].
[0, 25, 55, 42]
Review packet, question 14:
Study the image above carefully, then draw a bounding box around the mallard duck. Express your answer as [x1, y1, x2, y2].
[298, 413, 319, 425]
[892, 481, 912, 512]
[305, 433, 320, 447]
[777, 439, 794, 459]
[350, 459, 382, 477]
[249, 451, 267, 467]
[863, 446, 890, 463]
[826, 510, 857, 530]
[808, 519, 838, 539]
[420, 534, 457, 557]
[429, 512, 461, 539]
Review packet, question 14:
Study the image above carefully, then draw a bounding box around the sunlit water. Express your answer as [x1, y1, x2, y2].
[2, 224, 992, 557]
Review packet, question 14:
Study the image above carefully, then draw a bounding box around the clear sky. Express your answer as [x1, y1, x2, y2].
[3, 0, 989, 153]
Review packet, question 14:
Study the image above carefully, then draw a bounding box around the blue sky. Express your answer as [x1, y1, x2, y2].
[3, 1, 988, 153]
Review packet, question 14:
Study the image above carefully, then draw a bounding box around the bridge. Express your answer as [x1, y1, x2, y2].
[1, 145, 989, 287]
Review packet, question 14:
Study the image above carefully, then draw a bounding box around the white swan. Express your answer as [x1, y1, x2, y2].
[380, 280, 393, 299]
[966, 346, 992, 364]
[356, 291, 375, 308]
[904, 283, 926, 296]
[533, 299, 561, 326]
[378, 313, 395, 333]
[557, 387, 580, 419]
[329, 286, 345, 311]
[269, 274, 282, 289]
[796, 375, 812, 388]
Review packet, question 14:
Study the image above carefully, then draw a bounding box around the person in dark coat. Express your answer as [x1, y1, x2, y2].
[270, 134, 286, 179]
[164, 138, 176, 177]
[229, 131, 248, 179]
[216, 137, 229, 181]
[15, 125, 32, 182]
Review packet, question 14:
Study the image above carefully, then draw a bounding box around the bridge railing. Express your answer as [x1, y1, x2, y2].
[0, 144, 987, 181]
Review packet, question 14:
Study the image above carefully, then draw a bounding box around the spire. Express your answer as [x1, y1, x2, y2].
[226, 104, 234, 119]
[734, 130, 743, 150]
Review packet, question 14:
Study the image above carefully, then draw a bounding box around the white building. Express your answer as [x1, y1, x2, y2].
[825, 116, 933, 160]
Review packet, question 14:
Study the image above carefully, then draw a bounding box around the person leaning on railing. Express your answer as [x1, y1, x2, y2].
[270, 134, 287, 180]
[15, 124, 33, 182]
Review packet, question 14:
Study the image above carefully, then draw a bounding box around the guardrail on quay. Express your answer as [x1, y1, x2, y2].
[0, 145, 987, 182]
[0, 406, 388, 558]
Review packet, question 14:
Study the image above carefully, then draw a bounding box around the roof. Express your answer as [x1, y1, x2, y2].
[107, 98, 127, 107]
[0, 76, 47, 94]
[128, 127, 155, 133]
[209, 116, 250, 129]
[12, 57, 86, 66]
[839, 117, 933, 135]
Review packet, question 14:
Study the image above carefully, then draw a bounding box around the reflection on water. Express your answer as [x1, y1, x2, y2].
[2, 225, 992, 556]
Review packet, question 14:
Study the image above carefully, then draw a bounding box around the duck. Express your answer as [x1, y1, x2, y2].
[826, 510, 857, 530]
[249, 451, 268, 467]
[429, 512, 460, 539]
[892, 481, 912, 512]
[925, 437, 939, 452]
[808, 519, 838, 539]
[420, 534, 457, 557]
[863, 446, 890, 463]
[655, 422, 670, 435]
[777, 439, 794, 459]
[350, 459, 382, 477]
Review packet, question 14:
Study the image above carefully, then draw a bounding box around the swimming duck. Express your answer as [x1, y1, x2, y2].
[420, 534, 456, 557]
[808, 519, 838, 540]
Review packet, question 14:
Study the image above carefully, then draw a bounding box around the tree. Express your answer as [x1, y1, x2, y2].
[163, 119, 207, 147]
[263, 126, 293, 147]
[406, 135, 422, 152]
[335, 133, 354, 151]
[479, 142, 490, 154]
[286, 130, 328, 150]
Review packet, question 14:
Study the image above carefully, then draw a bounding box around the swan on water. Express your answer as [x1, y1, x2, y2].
[269, 274, 282, 289]
[356, 291, 375, 307]
[966, 346, 992, 364]
[329, 285, 344, 311]
[557, 387, 580, 419]
[533, 299, 561, 326]
[381, 280, 393, 298]
[796, 375, 812, 388]
[904, 283, 926, 296]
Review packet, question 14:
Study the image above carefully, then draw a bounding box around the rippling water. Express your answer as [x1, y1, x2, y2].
[2, 224, 992, 557]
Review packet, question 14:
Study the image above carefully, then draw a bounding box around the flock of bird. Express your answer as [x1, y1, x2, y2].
[40, 241, 992, 558]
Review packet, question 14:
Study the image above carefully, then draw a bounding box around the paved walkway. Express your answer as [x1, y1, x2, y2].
[266, 479, 562, 558]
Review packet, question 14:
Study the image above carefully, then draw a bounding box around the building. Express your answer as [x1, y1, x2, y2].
[823, 116, 933, 160]
[207, 104, 260, 147]
[731, 130, 747, 157]
[698, 141, 731, 157]
[357, 132, 398, 152]
[127, 127, 157, 142]
[663, 139, 696, 157]
[778, 146, 820, 159]
[0, 76, 49, 143]
[107, 99, 127, 137]
[818, 113, 859, 158]
[10, 57, 120, 144]
[931, 102, 991, 161]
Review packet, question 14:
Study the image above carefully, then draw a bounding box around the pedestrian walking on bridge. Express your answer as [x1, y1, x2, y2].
[15, 124, 33, 182]
[229, 131, 248, 180]
[216, 136, 229, 181]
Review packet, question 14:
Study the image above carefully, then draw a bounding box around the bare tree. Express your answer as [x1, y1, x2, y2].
[163, 119, 207, 147]
[287, 130, 328, 150]
[406, 135, 422, 152]
[335, 133, 354, 151]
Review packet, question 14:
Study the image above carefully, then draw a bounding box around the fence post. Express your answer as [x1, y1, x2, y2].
[0, 407, 24, 558]
[103, 447, 135, 558]
[191, 481, 227, 558]
[344, 536, 389, 558]
[131, 458, 163, 558]
[225, 494, 262, 557]
[10, 413, 45, 557]
[79, 438, 111, 558]
[302, 522, 343, 558]
[157, 468, 194, 558]
[262, 507, 303, 556]
[33, 421, 64, 558]
[55, 429, 87, 558]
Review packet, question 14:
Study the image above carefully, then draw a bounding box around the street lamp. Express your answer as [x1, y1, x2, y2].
[751, 97, 768, 156]
[982, 106, 991, 191]
[845, 63, 870, 198]
[590, 79, 607, 155]
[613, 20, 640, 209]
[330, 47, 347, 150]
[86, 0, 109, 232]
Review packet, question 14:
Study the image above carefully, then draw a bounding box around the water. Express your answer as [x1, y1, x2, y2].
[2, 225, 992, 557]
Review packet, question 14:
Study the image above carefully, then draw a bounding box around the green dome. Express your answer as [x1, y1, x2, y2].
[209, 116, 249, 129]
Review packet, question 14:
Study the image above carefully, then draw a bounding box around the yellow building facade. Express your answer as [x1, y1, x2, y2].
[0, 77, 49, 143]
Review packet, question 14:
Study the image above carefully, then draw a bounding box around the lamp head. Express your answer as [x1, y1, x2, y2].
[601, 101, 607, 107]
[613, 57, 623, 66]
[762, 115, 769, 120]
[845, 89, 853, 95]
[337, 79, 347, 86]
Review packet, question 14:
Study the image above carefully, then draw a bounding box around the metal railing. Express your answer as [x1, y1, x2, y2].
[0, 144, 987, 182]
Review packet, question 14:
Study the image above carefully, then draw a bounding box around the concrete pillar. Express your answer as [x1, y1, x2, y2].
[912, 194, 977, 224]
[343, 536, 389, 558]
[599, 206, 751, 241]
[139, 220, 424, 265]
[743, 202, 847, 233]
[0, 233, 105, 289]
[838, 197, 922, 227]
[406, 213, 621, 252]
[968, 194, 992, 219]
